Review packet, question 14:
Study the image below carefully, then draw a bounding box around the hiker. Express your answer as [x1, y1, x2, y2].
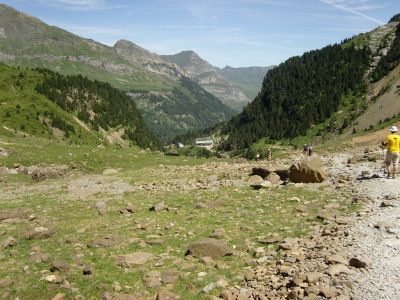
[303, 144, 312, 156]
[382, 125, 400, 178]
[267, 148, 272, 161]
[256, 153, 260, 161]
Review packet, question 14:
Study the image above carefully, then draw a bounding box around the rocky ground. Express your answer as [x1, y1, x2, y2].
[0, 143, 399, 300]
[221, 148, 400, 300]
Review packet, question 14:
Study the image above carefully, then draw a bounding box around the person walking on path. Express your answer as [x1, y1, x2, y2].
[303, 144, 312, 157]
[267, 148, 272, 161]
[382, 125, 400, 179]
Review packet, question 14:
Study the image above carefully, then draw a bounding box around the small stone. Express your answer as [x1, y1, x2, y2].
[51, 293, 65, 300]
[254, 247, 266, 258]
[113, 281, 122, 292]
[325, 264, 352, 276]
[0, 278, 14, 288]
[144, 271, 162, 288]
[349, 257, 370, 269]
[1, 236, 16, 249]
[216, 278, 229, 288]
[116, 252, 153, 268]
[202, 282, 217, 293]
[186, 238, 233, 259]
[319, 286, 339, 298]
[24, 227, 54, 240]
[194, 202, 206, 209]
[209, 228, 225, 239]
[306, 272, 323, 283]
[161, 270, 179, 284]
[326, 254, 348, 265]
[150, 202, 168, 212]
[381, 200, 396, 207]
[51, 260, 70, 272]
[83, 265, 93, 275]
[243, 270, 254, 281]
[95, 201, 107, 215]
[45, 274, 63, 284]
[155, 288, 180, 300]
[200, 256, 215, 266]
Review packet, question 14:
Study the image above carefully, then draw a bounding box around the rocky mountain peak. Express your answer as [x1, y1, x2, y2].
[114, 39, 188, 79]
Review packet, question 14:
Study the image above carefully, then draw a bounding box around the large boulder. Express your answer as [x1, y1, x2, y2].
[288, 157, 326, 183]
[251, 167, 289, 181]
[186, 238, 233, 259]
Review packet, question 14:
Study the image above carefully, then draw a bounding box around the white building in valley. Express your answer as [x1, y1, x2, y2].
[195, 137, 214, 149]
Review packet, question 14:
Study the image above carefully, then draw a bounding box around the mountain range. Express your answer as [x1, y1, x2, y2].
[0, 4, 270, 140]
[161, 51, 273, 111]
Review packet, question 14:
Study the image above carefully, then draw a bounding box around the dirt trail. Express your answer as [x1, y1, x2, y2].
[341, 158, 400, 299]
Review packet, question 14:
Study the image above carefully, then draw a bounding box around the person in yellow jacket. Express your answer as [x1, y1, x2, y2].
[383, 125, 400, 178]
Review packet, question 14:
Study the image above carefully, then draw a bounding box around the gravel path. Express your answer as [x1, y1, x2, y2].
[338, 155, 400, 300]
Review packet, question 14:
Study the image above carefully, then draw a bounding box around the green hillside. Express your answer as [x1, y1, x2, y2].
[0, 63, 159, 148]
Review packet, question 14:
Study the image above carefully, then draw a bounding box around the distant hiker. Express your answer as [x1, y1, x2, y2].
[267, 148, 272, 161]
[382, 125, 400, 179]
[256, 153, 260, 161]
[303, 144, 312, 156]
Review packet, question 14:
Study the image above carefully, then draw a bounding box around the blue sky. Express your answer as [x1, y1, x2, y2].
[2, 0, 400, 67]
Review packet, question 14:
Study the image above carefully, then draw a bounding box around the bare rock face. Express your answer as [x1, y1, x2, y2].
[288, 157, 326, 183]
[186, 238, 233, 259]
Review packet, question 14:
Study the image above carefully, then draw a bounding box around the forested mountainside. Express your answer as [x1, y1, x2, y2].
[0, 63, 159, 148]
[0, 4, 236, 140]
[221, 44, 370, 149]
[219, 16, 400, 150]
[161, 51, 271, 112]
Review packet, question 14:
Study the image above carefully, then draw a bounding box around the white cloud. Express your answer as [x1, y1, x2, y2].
[36, 0, 127, 10]
[320, 0, 386, 24]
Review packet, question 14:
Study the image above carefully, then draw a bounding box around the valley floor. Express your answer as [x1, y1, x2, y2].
[0, 136, 399, 299]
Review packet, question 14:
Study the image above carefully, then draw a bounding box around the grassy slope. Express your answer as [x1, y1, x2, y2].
[349, 64, 400, 133]
[0, 63, 99, 144]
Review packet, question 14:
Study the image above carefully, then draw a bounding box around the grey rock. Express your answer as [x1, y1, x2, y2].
[95, 201, 107, 215]
[150, 202, 168, 212]
[186, 238, 233, 259]
[116, 252, 153, 268]
[1, 236, 16, 249]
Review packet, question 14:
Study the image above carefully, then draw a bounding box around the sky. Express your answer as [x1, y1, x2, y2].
[2, 0, 400, 68]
